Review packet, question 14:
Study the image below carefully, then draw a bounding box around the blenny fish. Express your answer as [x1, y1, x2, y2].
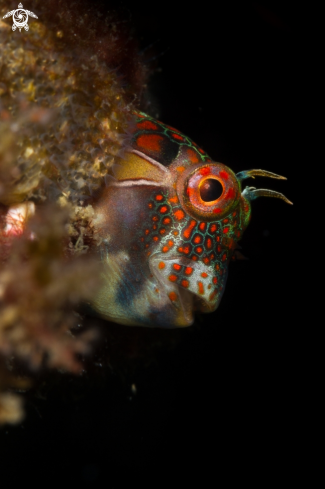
[88, 111, 291, 328]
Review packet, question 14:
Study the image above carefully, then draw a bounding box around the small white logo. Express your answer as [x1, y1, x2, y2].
[3, 3, 38, 32]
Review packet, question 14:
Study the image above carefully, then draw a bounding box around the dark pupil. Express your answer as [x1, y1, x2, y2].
[199, 179, 223, 202]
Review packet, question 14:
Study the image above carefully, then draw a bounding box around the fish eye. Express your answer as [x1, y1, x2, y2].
[199, 178, 223, 202]
[176, 162, 240, 221]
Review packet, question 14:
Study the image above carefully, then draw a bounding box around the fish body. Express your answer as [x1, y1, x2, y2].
[89, 112, 289, 328]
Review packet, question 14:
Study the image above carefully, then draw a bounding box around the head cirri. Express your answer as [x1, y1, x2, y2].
[89, 111, 291, 328]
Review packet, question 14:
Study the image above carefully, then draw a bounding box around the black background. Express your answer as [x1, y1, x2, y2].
[1, 1, 305, 485]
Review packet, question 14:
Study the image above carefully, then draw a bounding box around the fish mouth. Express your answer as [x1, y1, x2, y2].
[149, 254, 225, 318]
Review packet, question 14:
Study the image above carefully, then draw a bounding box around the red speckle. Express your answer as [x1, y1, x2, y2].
[186, 148, 199, 163]
[201, 272, 208, 278]
[219, 170, 229, 180]
[174, 209, 185, 221]
[172, 133, 184, 141]
[153, 236, 159, 242]
[213, 208, 222, 214]
[169, 274, 178, 282]
[181, 280, 189, 288]
[183, 219, 197, 239]
[225, 188, 235, 200]
[162, 246, 169, 253]
[185, 267, 193, 275]
[169, 195, 179, 204]
[206, 238, 212, 249]
[198, 282, 205, 295]
[223, 227, 229, 234]
[209, 290, 217, 301]
[163, 217, 171, 224]
[209, 224, 217, 233]
[195, 246, 203, 254]
[155, 194, 163, 201]
[159, 228, 166, 235]
[173, 263, 181, 271]
[159, 206, 168, 214]
[213, 277, 218, 284]
[137, 120, 159, 131]
[168, 240, 174, 248]
[193, 234, 202, 244]
[199, 222, 206, 232]
[169, 292, 178, 301]
[200, 167, 211, 176]
[137, 134, 164, 152]
[158, 262, 165, 269]
[203, 257, 210, 265]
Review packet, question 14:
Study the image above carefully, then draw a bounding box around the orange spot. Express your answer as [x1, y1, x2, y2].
[183, 219, 197, 239]
[172, 133, 184, 141]
[215, 264, 220, 271]
[223, 219, 229, 224]
[162, 246, 169, 253]
[181, 280, 189, 288]
[186, 148, 199, 163]
[137, 134, 164, 152]
[209, 253, 215, 261]
[200, 167, 211, 176]
[163, 217, 171, 224]
[216, 236, 221, 242]
[158, 262, 165, 269]
[179, 245, 190, 254]
[155, 194, 163, 201]
[222, 253, 227, 261]
[153, 225, 157, 230]
[209, 224, 217, 233]
[152, 215, 159, 221]
[145, 244, 149, 248]
[194, 235, 202, 244]
[168, 240, 174, 248]
[191, 255, 198, 261]
[217, 245, 222, 253]
[176, 166, 185, 173]
[199, 148, 205, 154]
[213, 208, 222, 214]
[203, 257, 210, 265]
[169, 275, 177, 282]
[140, 237, 144, 242]
[199, 222, 206, 232]
[145, 229, 150, 235]
[206, 238, 212, 249]
[198, 282, 205, 295]
[137, 120, 158, 130]
[185, 267, 193, 275]
[159, 206, 168, 214]
[213, 277, 218, 284]
[148, 203, 153, 209]
[159, 229, 166, 235]
[195, 246, 203, 254]
[155, 288, 160, 294]
[223, 227, 229, 234]
[153, 236, 159, 242]
[201, 272, 208, 278]
[147, 251, 151, 256]
[173, 263, 181, 271]
[173, 230, 179, 236]
[174, 209, 185, 221]
[169, 195, 179, 204]
[219, 170, 229, 180]
[169, 291, 178, 301]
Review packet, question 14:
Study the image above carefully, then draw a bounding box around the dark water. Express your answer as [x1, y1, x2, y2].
[0, 2, 306, 485]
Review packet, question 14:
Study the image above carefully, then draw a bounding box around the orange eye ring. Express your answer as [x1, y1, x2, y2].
[176, 162, 240, 221]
